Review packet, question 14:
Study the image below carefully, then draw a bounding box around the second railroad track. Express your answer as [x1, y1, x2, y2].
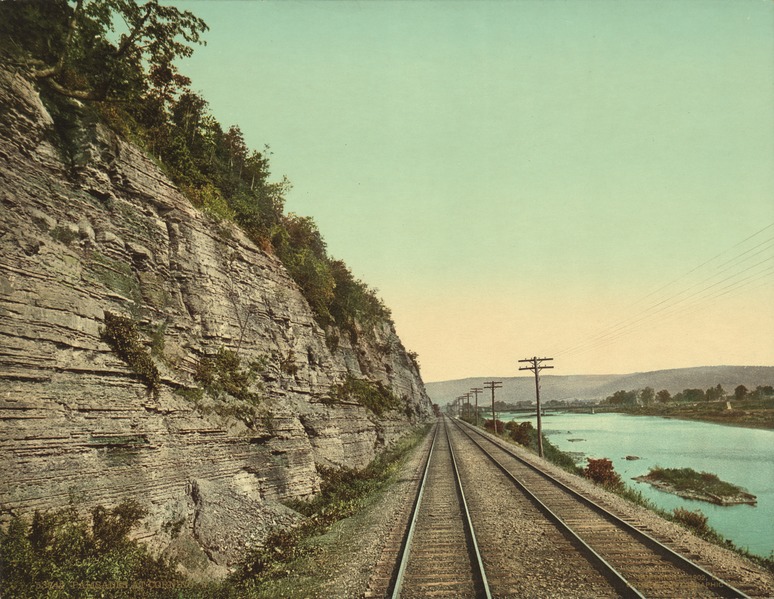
[370, 416, 755, 598]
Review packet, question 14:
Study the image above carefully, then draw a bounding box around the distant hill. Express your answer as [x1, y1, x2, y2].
[425, 366, 774, 405]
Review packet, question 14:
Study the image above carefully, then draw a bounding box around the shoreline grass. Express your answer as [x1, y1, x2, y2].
[467, 416, 774, 575]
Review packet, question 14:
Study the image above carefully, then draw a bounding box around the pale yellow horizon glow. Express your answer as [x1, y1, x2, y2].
[387, 277, 774, 382]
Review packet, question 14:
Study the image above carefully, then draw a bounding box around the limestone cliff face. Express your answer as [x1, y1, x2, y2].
[0, 69, 431, 576]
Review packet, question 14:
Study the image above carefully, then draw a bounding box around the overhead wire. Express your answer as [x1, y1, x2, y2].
[557, 261, 774, 360]
[546, 222, 774, 361]
[630, 222, 774, 306]
[549, 246, 773, 359]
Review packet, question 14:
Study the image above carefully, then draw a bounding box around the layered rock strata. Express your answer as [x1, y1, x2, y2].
[0, 68, 432, 575]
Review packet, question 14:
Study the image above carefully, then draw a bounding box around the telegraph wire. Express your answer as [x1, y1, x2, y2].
[550, 254, 771, 359]
[548, 222, 774, 360]
[554, 256, 773, 359]
[562, 263, 774, 360]
[631, 222, 774, 306]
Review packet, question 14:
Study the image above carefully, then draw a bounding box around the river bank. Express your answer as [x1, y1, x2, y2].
[501, 411, 774, 558]
[596, 397, 774, 430]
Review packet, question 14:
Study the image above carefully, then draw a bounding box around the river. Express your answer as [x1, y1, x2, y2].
[500, 412, 774, 558]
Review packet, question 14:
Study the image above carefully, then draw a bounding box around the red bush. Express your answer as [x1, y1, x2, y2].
[505, 421, 534, 446]
[583, 458, 622, 489]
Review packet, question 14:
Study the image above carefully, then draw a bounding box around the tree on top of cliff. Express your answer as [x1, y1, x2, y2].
[1, 1, 395, 337]
[1, 0, 207, 102]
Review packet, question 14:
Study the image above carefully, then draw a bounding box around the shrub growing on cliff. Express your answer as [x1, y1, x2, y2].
[0, 500, 178, 598]
[328, 259, 391, 335]
[193, 347, 261, 403]
[101, 311, 160, 393]
[327, 376, 401, 416]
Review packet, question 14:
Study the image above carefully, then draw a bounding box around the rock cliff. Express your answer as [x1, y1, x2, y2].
[0, 68, 431, 577]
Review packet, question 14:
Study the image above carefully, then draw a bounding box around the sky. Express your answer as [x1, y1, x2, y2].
[178, 0, 774, 382]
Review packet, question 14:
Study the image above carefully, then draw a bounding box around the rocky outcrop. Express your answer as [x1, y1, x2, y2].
[0, 68, 432, 574]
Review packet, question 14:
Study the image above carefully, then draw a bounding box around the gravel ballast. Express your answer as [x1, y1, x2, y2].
[261, 419, 774, 597]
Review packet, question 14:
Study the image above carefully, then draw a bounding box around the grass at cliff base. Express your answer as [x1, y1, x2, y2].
[0, 425, 431, 599]
[208, 423, 432, 598]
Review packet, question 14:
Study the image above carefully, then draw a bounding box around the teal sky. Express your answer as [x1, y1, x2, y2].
[180, 0, 774, 382]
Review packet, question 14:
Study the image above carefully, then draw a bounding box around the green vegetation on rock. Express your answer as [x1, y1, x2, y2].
[634, 467, 757, 506]
[89, 253, 142, 304]
[0, 0, 392, 336]
[0, 500, 179, 599]
[193, 347, 262, 404]
[100, 311, 160, 393]
[325, 375, 404, 417]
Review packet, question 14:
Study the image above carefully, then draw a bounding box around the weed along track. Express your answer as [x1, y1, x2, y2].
[452, 418, 752, 598]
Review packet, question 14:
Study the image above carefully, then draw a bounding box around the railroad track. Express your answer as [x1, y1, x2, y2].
[366, 418, 491, 598]
[451, 418, 751, 599]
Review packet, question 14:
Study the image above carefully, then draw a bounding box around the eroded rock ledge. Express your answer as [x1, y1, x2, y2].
[0, 68, 432, 575]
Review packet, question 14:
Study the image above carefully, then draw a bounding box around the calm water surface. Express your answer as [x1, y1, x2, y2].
[501, 412, 774, 557]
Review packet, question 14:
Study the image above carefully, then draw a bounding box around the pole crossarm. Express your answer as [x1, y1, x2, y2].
[483, 381, 503, 431]
[518, 356, 554, 372]
[470, 387, 483, 425]
[518, 357, 554, 458]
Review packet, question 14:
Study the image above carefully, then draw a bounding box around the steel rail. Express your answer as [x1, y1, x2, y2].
[452, 418, 750, 599]
[450, 418, 642, 598]
[444, 416, 493, 599]
[391, 416, 492, 598]
[389, 421, 439, 599]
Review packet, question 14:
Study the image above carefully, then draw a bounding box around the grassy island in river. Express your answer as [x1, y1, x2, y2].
[634, 467, 757, 506]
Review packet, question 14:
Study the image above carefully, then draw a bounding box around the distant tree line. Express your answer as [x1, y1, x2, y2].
[0, 0, 391, 339]
[604, 384, 774, 405]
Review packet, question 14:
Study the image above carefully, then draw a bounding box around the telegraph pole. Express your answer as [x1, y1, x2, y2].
[518, 356, 554, 458]
[483, 381, 503, 432]
[470, 387, 483, 426]
[456, 396, 465, 418]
